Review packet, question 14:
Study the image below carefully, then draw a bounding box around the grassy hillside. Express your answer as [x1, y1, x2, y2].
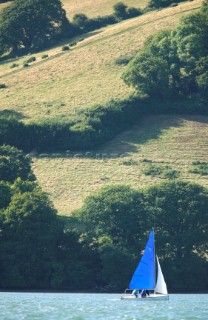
[32, 115, 208, 215]
[0, 1, 148, 16]
[63, 0, 148, 19]
[1, 0, 207, 216]
[0, 0, 201, 122]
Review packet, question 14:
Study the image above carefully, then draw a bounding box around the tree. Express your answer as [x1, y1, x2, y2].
[122, 5, 208, 98]
[113, 2, 128, 20]
[0, 0, 70, 55]
[122, 49, 171, 98]
[0, 145, 35, 183]
[72, 13, 89, 31]
[144, 181, 208, 291]
[148, 0, 178, 9]
[0, 185, 64, 288]
[74, 185, 147, 250]
[73, 181, 208, 292]
[0, 181, 11, 209]
[173, 8, 208, 95]
[73, 185, 149, 290]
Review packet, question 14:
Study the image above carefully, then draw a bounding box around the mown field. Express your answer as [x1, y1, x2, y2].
[63, 0, 148, 19]
[0, 0, 148, 16]
[0, 0, 202, 122]
[32, 115, 208, 215]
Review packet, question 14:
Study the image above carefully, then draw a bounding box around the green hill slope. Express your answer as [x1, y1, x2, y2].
[0, 0, 201, 121]
[1, 0, 207, 216]
[32, 115, 208, 215]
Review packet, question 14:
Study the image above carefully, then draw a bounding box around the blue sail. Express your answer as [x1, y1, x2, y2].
[129, 231, 155, 290]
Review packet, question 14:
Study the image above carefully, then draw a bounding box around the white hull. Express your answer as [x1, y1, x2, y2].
[121, 294, 169, 301]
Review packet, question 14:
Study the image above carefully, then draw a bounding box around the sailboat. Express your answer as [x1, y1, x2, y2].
[121, 230, 169, 300]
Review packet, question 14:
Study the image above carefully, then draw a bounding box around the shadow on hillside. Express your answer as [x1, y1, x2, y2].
[100, 114, 208, 155]
[33, 114, 208, 160]
[0, 109, 26, 120]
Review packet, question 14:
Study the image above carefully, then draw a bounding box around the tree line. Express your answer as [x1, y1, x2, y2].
[0, 145, 207, 291]
[0, 0, 189, 57]
[0, 0, 142, 57]
[123, 2, 208, 99]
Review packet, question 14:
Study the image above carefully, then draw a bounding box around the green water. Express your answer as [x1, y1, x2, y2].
[0, 293, 207, 320]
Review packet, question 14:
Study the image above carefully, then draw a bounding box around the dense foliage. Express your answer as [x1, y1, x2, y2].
[73, 182, 208, 292]
[0, 1, 142, 57]
[0, 92, 207, 152]
[0, 0, 71, 55]
[0, 145, 35, 182]
[0, 145, 98, 290]
[0, 146, 207, 291]
[71, 2, 142, 33]
[123, 3, 208, 99]
[148, 0, 182, 9]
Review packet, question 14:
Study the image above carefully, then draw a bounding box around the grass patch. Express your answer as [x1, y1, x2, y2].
[63, 0, 148, 19]
[142, 163, 180, 179]
[189, 161, 208, 176]
[121, 158, 139, 166]
[32, 115, 208, 215]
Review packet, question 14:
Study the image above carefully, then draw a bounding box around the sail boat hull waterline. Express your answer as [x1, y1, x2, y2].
[121, 230, 169, 301]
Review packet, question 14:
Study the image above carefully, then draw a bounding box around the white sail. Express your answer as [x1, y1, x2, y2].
[154, 256, 168, 295]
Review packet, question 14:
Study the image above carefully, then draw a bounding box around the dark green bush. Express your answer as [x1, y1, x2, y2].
[69, 42, 77, 47]
[189, 161, 208, 176]
[10, 63, 19, 68]
[127, 7, 142, 18]
[148, 0, 181, 9]
[143, 164, 179, 179]
[0, 83, 7, 88]
[0, 117, 27, 148]
[23, 63, 29, 68]
[25, 56, 36, 63]
[0, 95, 207, 152]
[62, 45, 70, 51]
[42, 54, 49, 59]
[122, 158, 138, 166]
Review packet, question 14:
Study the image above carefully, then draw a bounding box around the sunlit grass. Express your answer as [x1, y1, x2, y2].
[0, 0, 202, 122]
[62, 0, 148, 19]
[32, 115, 208, 215]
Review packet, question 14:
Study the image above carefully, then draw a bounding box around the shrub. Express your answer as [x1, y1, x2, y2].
[0, 83, 7, 88]
[69, 42, 77, 47]
[113, 2, 128, 20]
[23, 63, 29, 68]
[143, 164, 179, 179]
[122, 159, 138, 166]
[115, 52, 136, 65]
[42, 54, 48, 59]
[189, 162, 208, 176]
[0, 117, 27, 148]
[62, 45, 70, 51]
[127, 7, 142, 18]
[10, 63, 19, 69]
[72, 13, 89, 30]
[25, 56, 36, 63]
